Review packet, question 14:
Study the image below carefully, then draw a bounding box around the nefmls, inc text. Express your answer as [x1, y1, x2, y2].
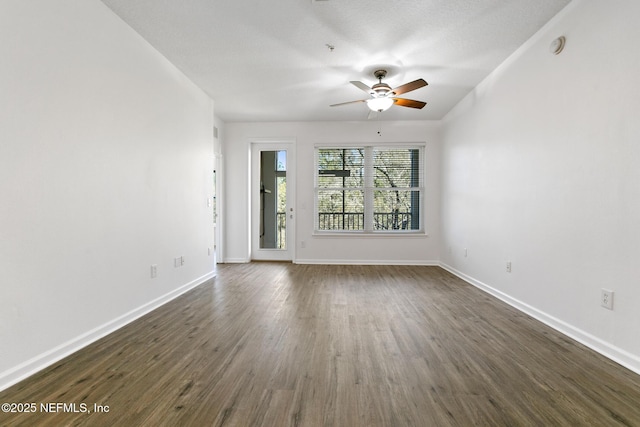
[40, 402, 109, 413]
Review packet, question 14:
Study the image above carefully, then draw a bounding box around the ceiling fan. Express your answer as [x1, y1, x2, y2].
[330, 69, 428, 113]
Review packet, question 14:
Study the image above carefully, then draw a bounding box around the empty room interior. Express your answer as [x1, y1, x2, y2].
[2, 0, 640, 425]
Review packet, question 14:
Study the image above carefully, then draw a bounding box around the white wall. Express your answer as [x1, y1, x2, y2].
[223, 121, 441, 264]
[0, 0, 215, 389]
[440, 0, 640, 373]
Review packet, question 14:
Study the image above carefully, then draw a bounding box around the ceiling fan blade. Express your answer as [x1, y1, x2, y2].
[390, 79, 428, 96]
[392, 98, 427, 109]
[330, 99, 367, 107]
[350, 81, 374, 95]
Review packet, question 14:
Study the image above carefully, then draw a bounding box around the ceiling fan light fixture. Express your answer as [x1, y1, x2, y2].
[366, 97, 394, 112]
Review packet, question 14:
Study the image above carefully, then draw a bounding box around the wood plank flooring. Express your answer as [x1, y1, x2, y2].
[1, 263, 640, 426]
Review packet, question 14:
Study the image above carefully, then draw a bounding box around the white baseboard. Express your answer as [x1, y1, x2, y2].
[439, 263, 640, 376]
[294, 259, 440, 266]
[221, 258, 250, 263]
[0, 271, 216, 392]
[222, 258, 439, 266]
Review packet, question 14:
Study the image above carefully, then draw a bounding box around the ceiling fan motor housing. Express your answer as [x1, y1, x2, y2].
[372, 83, 392, 96]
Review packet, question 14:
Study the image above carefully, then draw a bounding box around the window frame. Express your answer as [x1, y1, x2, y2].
[314, 143, 426, 236]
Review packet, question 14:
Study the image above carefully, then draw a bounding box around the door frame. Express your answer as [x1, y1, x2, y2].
[250, 140, 296, 261]
[213, 153, 223, 264]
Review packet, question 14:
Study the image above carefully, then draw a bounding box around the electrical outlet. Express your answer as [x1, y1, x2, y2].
[174, 257, 181, 268]
[300, 240, 306, 249]
[208, 247, 211, 256]
[601, 289, 614, 310]
[180, 256, 185, 266]
[150, 264, 157, 278]
[506, 261, 512, 273]
[464, 248, 468, 257]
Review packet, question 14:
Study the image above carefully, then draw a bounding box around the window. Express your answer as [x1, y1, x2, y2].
[315, 145, 424, 233]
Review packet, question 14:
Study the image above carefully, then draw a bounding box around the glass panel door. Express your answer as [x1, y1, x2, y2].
[259, 150, 286, 249]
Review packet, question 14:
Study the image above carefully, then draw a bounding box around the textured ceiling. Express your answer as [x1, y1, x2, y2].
[100, 0, 571, 122]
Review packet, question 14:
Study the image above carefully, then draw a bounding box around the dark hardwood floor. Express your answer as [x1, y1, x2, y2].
[1, 263, 640, 426]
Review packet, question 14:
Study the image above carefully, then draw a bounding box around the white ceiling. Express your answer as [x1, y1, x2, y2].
[100, 0, 571, 122]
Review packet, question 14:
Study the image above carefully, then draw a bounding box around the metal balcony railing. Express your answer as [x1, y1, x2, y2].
[317, 212, 414, 231]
